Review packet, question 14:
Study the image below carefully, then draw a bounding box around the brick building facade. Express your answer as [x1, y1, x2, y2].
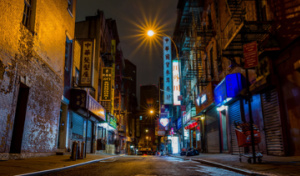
[0, 0, 76, 160]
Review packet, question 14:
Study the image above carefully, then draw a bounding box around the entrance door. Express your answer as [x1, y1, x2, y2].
[220, 110, 228, 152]
[10, 83, 29, 153]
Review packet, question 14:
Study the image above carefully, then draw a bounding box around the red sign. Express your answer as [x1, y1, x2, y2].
[181, 105, 186, 111]
[185, 122, 198, 130]
[243, 41, 258, 68]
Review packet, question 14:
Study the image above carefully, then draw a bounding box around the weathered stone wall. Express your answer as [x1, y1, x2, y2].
[0, 0, 76, 159]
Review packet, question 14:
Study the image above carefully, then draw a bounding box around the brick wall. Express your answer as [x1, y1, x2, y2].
[0, 0, 76, 158]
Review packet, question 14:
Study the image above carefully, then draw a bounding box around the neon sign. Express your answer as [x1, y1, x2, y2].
[163, 37, 173, 104]
[160, 118, 169, 127]
[173, 60, 181, 106]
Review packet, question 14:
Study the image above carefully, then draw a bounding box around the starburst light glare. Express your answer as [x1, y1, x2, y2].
[147, 30, 154, 37]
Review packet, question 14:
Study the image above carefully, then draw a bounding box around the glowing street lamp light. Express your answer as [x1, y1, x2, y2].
[147, 30, 154, 37]
[149, 110, 154, 114]
[146, 30, 179, 60]
[145, 129, 149, 133]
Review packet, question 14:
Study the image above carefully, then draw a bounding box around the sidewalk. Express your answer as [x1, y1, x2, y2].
[0, 153, 119, 176]
[172, 153, 300, 176]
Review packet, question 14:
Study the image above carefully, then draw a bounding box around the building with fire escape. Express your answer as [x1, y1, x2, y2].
[173, 0, 300, 157]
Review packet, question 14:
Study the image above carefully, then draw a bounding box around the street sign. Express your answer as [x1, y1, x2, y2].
[243, 41, 258, 68]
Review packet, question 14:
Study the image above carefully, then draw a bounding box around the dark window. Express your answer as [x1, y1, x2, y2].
[67, 0, 73, 14]
[65, 37, 72, 71]
[210, 48, 214, 80]
[22, 0, 35, 31]
[74, 67, 79, 85]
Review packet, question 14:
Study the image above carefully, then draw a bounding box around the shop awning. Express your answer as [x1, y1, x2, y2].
[70, 89, 106, 122]
[214, 73, 246, 107]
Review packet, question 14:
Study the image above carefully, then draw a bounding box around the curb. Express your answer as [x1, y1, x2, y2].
[15, 155, 121, 176]
[171, 155, 270, 176]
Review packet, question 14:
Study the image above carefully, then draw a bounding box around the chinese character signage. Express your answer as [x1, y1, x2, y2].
[163, 37, 172, 104]
[173, 60, 181, 106]
[70, 89, 106, 122]
[101, 67, 112, 101]
[88, 94, 106, 121]
[80, 41, 94, 87]
[244, 41, 258, 68]
[107, 114, 117, 129]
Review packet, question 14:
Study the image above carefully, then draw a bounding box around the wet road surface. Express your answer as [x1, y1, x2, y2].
[42, 155, 246, 176]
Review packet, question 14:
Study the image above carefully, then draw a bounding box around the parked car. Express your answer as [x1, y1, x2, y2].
[186, 148, 199, 156]
[180, 148, 187, 156]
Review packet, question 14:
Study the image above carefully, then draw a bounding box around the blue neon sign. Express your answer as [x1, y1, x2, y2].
[214, 73, 245, 106]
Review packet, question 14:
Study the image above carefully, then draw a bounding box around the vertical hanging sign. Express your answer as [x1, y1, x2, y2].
[101, 67, 112, 101]
[244, 41, 258, 68]
[111, 40, 116, 114]
[163, 37, 173, 104]
[173, 60, 181, 106]
[80, 41, 94, 87]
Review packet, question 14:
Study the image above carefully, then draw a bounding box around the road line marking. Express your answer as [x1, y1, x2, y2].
[15, 156, 119, 176]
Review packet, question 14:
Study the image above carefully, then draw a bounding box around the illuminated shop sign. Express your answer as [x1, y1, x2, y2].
[107, 114, 117, 129]
[80, 40, 94, 87]
[163, 37, 173, 104]
[172, 60, 181, 106]
[182, 111, 187, 125]
[160, 118, 169, 127]
[177, 117, 182, 130]
[214, 73, 246, 106]
[101, 67, 112, 101]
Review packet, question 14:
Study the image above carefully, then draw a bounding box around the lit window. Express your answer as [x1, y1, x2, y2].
[22, 0, 35, 31]
[67, 0, 73, 14]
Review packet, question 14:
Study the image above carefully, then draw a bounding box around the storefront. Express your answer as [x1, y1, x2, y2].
[182, 103, 196, 149]
[97, 114, 117, 154]
[195, 82, 218, 153]
[69, 89, 106, 154]
[250, 54, 285, 156]
[214, 73, 246, 153]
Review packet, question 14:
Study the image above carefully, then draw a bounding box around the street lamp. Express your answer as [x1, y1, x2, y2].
[146, 129, 148, 133]
[149, 110, 154, 114]
[147, 30, 154, 37]
[147, 30, 179, 60]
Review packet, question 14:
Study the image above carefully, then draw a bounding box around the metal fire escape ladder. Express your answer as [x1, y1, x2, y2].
[222, 0, 274, 63]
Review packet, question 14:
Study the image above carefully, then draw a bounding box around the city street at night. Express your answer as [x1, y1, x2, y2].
[42, 156, 244, 176]
[1, 0, 300, 175]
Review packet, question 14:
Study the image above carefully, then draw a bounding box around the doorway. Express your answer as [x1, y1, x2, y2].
[10, 83, 30, 153]
[220, 110, 228, 152]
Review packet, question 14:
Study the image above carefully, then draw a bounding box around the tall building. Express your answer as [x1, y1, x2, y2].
[0, 0, 76, 160]
[139, 85, 159, 150]
[123, 59, 138, 153]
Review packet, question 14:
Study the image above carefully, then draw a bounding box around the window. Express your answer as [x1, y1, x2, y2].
[22, 0, 35, 31]
[65, 37, 73, 71]
[74, 67, 79, 85]
[210, 48, 214, 80]
[67, 0, 73, 14]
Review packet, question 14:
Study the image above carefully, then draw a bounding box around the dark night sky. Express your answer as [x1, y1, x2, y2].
[76, 0, 178, 102]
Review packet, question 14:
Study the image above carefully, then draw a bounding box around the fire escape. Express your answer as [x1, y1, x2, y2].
[180, 0, 204, 105]
[222, 0, 273, 64]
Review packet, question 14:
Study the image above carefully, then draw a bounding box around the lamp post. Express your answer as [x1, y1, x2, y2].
[147, 30, 179, 60]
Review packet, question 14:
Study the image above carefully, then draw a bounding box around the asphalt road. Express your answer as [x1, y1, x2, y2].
[42, 155, 246, 176]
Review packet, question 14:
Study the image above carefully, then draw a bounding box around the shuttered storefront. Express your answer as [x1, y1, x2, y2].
[261, 89, 284, 156]
[71, 112, 84, 141]
[206, 107, 220, 153]
[228, 100, 242, 154]
[86, 120, 93, 153]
